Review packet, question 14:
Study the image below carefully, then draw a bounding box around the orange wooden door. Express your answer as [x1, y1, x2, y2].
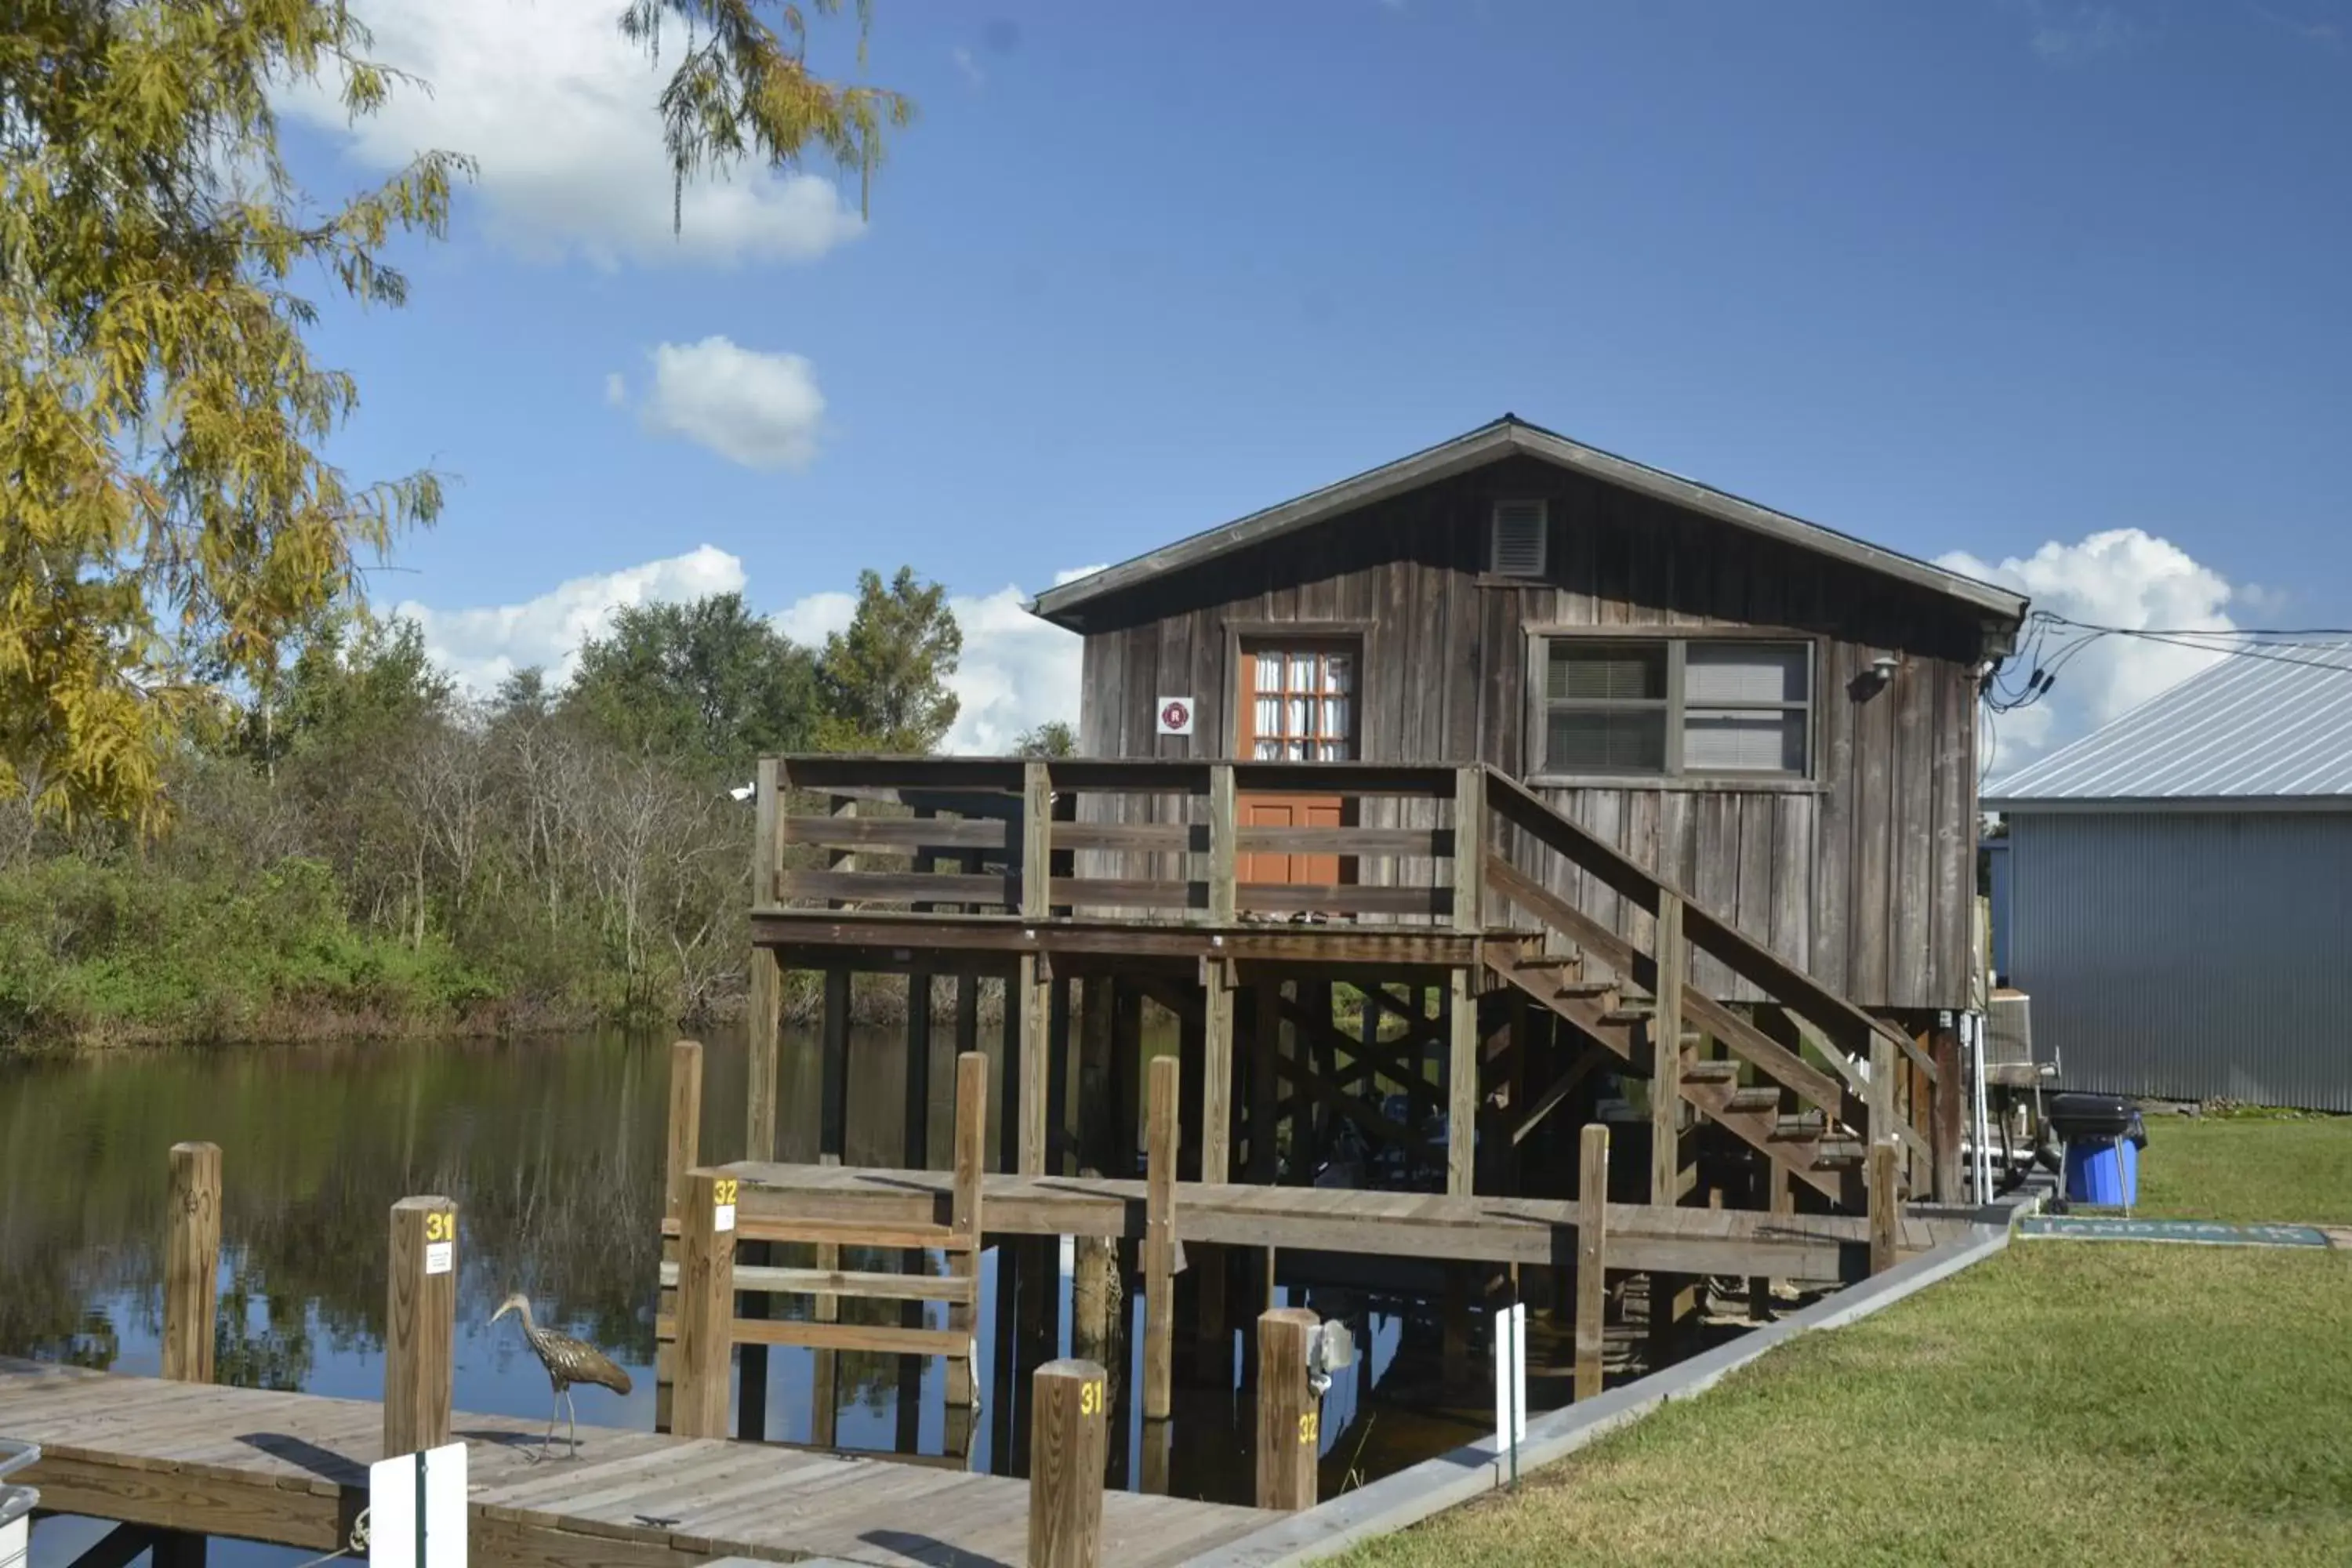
[1236, 643, 1357, 886]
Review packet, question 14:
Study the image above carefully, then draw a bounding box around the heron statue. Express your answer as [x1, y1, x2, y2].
[490, 1292, 633, 1459]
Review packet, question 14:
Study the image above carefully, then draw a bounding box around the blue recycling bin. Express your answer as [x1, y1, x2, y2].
[2063, 1134, 2140, 1206]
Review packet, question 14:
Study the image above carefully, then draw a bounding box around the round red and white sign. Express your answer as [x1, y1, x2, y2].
[1156, 697, 1194, 736]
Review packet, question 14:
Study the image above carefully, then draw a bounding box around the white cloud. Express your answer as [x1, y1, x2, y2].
[2016, 1, 2136, 61]
[1939, 528, 2238, 771]
[772, 590, 856, 649]
[951, 45, 985, 87]
[602, 371, 626, 407]
[633, 337, 826, 470]
[396, 543, 746, 691]
[280, 0, 864, 267]
[940, 586, 1082, 753]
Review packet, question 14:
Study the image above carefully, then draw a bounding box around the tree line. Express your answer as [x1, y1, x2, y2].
[0, 568, 1067, 1050]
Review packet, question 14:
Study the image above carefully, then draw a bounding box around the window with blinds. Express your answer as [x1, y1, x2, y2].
[1538, 638, 1810, 778]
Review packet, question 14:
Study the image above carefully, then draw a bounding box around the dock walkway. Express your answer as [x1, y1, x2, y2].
[0, 1356, 1268, 1567]
[694, 1162, 1971, 1279]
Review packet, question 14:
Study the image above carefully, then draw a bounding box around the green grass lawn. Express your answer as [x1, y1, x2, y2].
[2136, 1113, 2352, 1225]
[1340, 1243, 2352, 1566]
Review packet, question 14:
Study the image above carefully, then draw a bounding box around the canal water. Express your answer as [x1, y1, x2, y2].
[0, 1029, 1518, 1563]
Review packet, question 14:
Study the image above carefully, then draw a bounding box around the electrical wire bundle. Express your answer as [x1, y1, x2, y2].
[1977, 612, 2352, 785]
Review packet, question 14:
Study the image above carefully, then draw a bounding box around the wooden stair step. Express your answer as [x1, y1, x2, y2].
[1769, 1112, 1829, 1141]
[1812, 1138, 1865, 1167]
[1552, 980, 1618, 999]
[1682, 1060, 1739, 1085]
[1599, 1005, 1657, 1025]
[1512, 953, 1578, 971]
[1722, 1086, 1782, 1114]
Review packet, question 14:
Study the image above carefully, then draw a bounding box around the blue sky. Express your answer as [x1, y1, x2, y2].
[279, 0, 2352, 753]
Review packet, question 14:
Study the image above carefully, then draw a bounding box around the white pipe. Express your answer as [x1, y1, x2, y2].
[1969, 1011, 1992, 1204]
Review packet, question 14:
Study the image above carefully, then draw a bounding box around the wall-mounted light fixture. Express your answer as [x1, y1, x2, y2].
[1871, 652, 1900, 681]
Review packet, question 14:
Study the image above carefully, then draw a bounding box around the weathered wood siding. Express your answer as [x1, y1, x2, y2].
[1072, 455, 1983, 1011]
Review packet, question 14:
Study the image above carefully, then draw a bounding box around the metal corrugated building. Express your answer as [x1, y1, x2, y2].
[1986, 642, 2352, 1110]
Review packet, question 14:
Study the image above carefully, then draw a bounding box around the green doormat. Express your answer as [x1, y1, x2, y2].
[2017, 1215, 2332, 1247]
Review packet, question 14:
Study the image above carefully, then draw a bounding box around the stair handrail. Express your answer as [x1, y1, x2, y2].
[1479, 766, 1926, 1085]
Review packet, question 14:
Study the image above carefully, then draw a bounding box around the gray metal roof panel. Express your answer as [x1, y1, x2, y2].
[1987, 641, 2352, 805]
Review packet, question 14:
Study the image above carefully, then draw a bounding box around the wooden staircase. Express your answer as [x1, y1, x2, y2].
[1478, 771, 1931, 1209]
[1483, 938, 1848, 1200]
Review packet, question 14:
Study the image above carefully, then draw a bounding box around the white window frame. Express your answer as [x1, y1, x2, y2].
[1489, 499, 1549, 579]
[1526, 632, 1817, 783]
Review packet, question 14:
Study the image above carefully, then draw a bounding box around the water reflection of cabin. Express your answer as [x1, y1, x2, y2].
[747, 414, 2026, 1224]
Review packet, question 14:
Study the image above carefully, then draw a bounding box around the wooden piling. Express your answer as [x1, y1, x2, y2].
[1650, 891, 1686, 1205]
[1868, 1141, 1900, 1276]
[1111, 983, 1143, 1178]
[1018, 953, 1051, 1176]
[811, 1153, 840, 1449]
[822, 967, 851, 1160]
[1930, 1025, 1964, 1203]
[1142, 1054, 1178, 1421]
[1446, 968, 1478, 1197]
[1249, 981, 1281, 1184]
[674, 1168, 738, 1439]
[1071, 1230, 1121, 1392]
[1254, 1308, 1319, 1512]
[1078, 977, 1116, 1177]
[385, 1196, 457, 1457]
[163, 1142, 221, 1385]
[655, 1039, 702, 1433]
[1749, 1160, 1785, 1322]
[1138, 1414, 1174, 1497]
[1576, 1123, 1608, 1401]
[1029, 1359, 1108, 1568]
[746, 759, 781, 1162]
[947, 1051, 987, 1411]
[1441, 1268, 1472, 1383]
[1200, 956, 1235, 1184]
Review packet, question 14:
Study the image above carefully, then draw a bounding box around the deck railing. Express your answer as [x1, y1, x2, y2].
[750, 753, 1951, 1196]
[753, 755, 1483, 927]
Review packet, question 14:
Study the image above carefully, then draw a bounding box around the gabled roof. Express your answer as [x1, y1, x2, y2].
[1029, 414, 2028, 631]
[1986, 641, 2352, 809]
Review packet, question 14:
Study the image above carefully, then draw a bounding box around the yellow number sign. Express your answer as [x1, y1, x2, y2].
[1298, 1411, 1319, 1446]
[1079, 1379, 1105, 1417]
[424, 1211, 454, 1243]
[713, 1178, 739, 1207]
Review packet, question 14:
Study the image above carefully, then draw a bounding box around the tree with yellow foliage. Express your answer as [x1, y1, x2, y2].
[0, 1, 907, 829]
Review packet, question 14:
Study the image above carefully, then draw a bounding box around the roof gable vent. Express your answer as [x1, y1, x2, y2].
[1490, 499, 1548, 577]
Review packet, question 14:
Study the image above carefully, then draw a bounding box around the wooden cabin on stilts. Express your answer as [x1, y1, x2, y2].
[661, 414, 2022, 1480]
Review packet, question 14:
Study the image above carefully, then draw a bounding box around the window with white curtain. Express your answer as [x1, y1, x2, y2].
[1247, 646, 1354, 760]
[1537, 638, 1810, 778]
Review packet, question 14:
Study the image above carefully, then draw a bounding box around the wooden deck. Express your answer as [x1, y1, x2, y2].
[691, 1163, 1972, 1279]
[0, 1356, 1269, 1568]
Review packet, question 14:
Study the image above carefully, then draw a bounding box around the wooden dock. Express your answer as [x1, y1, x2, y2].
[0, 1356, 1270, 1567]
[673, 1162, 1970, 1278]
